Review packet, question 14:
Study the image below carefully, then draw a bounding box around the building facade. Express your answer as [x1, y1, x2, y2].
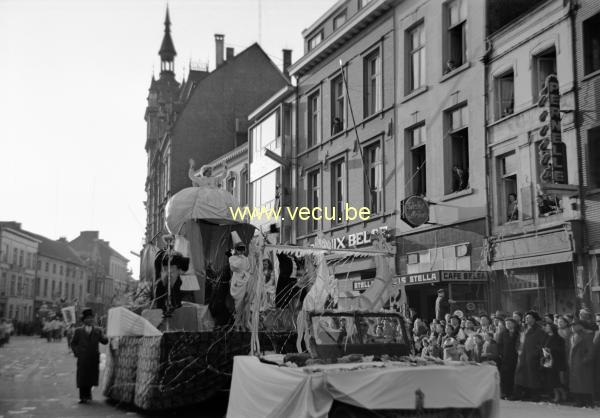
[391, 0, 490, 320]
[288, 0, 398, 306]
[484, 0, 582, 315]
[144, 8, 289, 245]
[70, 231, 129, 316]
[573, 0, 600, 311]
[247, 83, 295, 242]
[33, 236, 88, 316]
[0, 222, 39, 322]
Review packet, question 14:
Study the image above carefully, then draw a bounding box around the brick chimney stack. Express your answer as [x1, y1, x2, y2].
[226, 47, 234, 61]
[282, 49, 292, 79]
[215, 34, 225, 68]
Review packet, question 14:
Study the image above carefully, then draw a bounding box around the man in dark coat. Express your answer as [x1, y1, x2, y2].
[434, 289, 451, 322]
[514, 311, 546, 401]
[70, 308, 108, 403]
[568, 319, 595, 407]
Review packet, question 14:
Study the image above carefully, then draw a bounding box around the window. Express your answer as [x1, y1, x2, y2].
[583, 13, 600, 75]
[10, 275, 16, 296]
[308, 31, 323, 50]
[331, 159, 345, 225]
[44, 278, 48, 297]
[226, 175, 236, 195]
[533, 48, 556, 99]
[308, 91, 320, 147]
[2, 245, 7, 262]
[333, 11, 346, 30]
[307, 170, 321, 232]
[364, 142, 383, 213]
[447, 105, 469, 193]
[445, 0, 467, 73]
[51, 280, 55, 297]
[408, 23, 426, 91]
[589, 127, 600, 188]
[19, 250, 24, 267]
[252, 171, 277, 210]
[52, 264, 56, 274]
[331, 75, 345, 134]
[495, 70, 514, 119]
[71, 283, 75, 300]
[17, 276, 22, 296]
[497, 153, 518, 223]
[408, 124, 427, 196]
[45, 262, 48, 272]
[240, 169, 248, 206]
[364, 49, 382, 117]
[59, 265, 63, 276]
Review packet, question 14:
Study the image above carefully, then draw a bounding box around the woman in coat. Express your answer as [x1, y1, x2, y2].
[542, 323, 567, 402]
[70, 309, 108, 403]
[568, 320, 595, 407]
[499, 318, 520, 399]
[514, 311, 546, 401]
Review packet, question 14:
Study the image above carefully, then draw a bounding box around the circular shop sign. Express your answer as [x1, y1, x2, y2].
[466, 302, 476, 311]
[401, 195, 430, 228]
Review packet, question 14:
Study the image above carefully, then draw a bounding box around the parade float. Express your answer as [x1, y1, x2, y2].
[101, 165, 499, 417]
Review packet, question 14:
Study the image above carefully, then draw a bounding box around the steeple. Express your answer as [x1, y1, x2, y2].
[159, 5, 176, 74]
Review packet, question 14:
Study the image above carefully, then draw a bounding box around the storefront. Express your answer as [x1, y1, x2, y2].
[487, 225, 578, 315]
[337, 270, 490, 320]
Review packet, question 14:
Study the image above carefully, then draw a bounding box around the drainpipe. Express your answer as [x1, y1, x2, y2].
[568, 0, 589, 309]
[291, 80, 299, 245]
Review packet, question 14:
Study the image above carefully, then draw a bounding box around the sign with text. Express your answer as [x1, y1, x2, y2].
[325, 226, 389, 250]
[397, 271, 438, 285]
[401, 195, 430, 228]
[441, 271, 488, 282]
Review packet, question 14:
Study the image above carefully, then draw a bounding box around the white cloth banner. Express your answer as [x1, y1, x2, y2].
[226, 356, 499, 418]
[106, 307, 162, 337]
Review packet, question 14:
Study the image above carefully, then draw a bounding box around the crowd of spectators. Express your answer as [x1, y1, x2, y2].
[407, 308, 600, 407]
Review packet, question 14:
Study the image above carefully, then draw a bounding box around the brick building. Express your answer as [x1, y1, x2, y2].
[144, 8, 289, 245]
[69, 231, 129, 316]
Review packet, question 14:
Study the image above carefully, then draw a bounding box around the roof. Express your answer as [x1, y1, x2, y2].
[0, 221, 42, 243]
[36, 236, 86, 266]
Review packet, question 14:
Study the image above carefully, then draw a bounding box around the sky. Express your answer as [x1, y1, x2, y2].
[0, 0, 336, 279]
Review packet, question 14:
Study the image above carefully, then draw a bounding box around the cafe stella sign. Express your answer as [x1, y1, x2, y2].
[401, 195, 430, 228]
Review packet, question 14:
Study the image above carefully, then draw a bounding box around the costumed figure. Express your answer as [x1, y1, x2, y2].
[70, 308, 108, 404]
[261, 258, 276, 310]
[154, 253, 189, 314]
[228, 232, 251, 329]
[296, 235, 336, 353]
[188, 158, 228, 191]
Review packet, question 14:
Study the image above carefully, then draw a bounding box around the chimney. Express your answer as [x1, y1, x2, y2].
[282, 49, 292, 78]
[226, 47, 234, 61]
[215, 34, 225, 68]
[80, 231, 99, 240]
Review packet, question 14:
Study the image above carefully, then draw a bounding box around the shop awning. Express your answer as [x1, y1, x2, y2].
[489, 251, 572, 270]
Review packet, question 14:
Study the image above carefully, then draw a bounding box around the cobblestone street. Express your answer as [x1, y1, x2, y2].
[0, 337, 226, 417]
[1, 336, 599, 418]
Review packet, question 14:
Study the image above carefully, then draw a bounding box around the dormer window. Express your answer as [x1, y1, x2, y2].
[334, 11, 347, 30]
[308, 31, 323, 51]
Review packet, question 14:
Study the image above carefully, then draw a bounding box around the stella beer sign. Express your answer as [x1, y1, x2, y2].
[401, 195, 430, 228]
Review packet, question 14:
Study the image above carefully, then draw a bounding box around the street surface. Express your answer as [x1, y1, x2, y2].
[0, 337, 598, 418]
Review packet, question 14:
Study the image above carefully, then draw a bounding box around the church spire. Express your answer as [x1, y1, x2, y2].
[159, 5, 176, 74]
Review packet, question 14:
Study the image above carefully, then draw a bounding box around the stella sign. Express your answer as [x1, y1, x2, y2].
[401, 195, 430, 228]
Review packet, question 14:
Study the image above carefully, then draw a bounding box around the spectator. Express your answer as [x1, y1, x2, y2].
[579, 309, 598, 332]
[412, 318, 428, 338]
[512, 311, 523, 327]
[471, 334, 485, 362]
[435, 289, 452, 321]
[481, 332, 499, 363]
[568, 319, 595, 407]
[479, 314, 494, 335]
[443, 338, 461, 361]
[514, 311, 546, 401]
[542, 323, 567, 403]
[507, 193, 518, 221]
[543, 313, 555, 326]
[556, 316, 572, 341]
[500, 318, 520, 399]
[593, 313, 600, 406]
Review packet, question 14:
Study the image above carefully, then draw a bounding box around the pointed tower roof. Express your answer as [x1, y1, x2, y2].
[159, 5, 176, 62]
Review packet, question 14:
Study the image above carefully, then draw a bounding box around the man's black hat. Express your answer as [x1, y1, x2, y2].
[162, 253, 190, 271]
[81, 308, 93, 321]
